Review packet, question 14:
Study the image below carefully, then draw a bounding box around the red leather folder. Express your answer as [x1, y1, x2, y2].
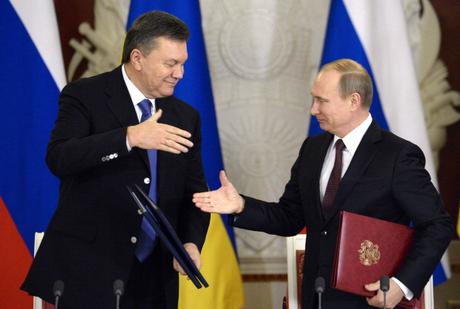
[331, 211, 422, 309]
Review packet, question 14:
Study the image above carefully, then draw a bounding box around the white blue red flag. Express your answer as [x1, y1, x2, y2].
[310, 0, 450, 285]
[0, 0, 66, 306]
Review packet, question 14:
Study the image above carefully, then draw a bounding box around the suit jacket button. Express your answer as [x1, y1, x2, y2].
[131, 236, 137, 244]
[321, 231, 327, 236]
[144, 178, 150, 184]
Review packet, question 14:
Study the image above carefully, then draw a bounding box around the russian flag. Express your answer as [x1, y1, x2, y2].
[0, 0, 65, 306]
[309, 0, 451, 285]
[127, 2, 245, 308]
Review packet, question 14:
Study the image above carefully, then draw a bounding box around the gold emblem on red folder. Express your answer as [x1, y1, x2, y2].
[358, 240, 381, 266]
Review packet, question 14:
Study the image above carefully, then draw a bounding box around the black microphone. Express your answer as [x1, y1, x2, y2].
[52, 280, 64, 309]
[314, 276, 325, 309]
[380, 275, 390, 309]
[113, 279, 124, 309]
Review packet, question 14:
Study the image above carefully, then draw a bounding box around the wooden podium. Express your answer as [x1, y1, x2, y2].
[286, 232, 435, 309]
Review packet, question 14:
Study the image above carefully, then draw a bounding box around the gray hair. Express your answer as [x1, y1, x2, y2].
[320, 58, 373, 107]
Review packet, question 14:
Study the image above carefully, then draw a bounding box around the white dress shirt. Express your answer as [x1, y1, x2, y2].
[121, 65, 156, 150]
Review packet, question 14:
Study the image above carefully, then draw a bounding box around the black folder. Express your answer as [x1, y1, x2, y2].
[127, 185, 209, 289]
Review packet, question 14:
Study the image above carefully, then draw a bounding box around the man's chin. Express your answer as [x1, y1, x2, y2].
[318, 123, 330, 132]
[159, 89, 175, 97]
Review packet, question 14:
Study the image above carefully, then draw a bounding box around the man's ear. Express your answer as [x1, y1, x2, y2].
[130, 49, 143, 71]
[349, 92, 362, 111]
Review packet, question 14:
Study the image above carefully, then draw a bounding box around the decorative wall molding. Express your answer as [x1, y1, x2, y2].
[201, 0, 330, 276]
[404, 0, 460, 169]
[67, 0, 129, 81]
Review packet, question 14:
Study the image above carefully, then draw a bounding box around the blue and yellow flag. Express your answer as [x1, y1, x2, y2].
[127, 2, 244, 308]
[457, 205, 460, 238]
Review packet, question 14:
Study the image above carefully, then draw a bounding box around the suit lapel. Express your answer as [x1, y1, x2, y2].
[104, 66, 138, 127]
[155, 97, 175, 126]
[103, 66, 149, 168]
[323, 121, 383, 225]
[155, 96, 176, 195]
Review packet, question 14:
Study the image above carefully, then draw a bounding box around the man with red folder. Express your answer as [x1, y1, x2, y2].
[193, 59, 453, 308]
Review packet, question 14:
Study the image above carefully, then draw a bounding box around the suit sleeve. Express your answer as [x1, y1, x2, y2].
[177, 113, 210, 250]
[46, 84, 130, 177]
[392, 142, 453, 296]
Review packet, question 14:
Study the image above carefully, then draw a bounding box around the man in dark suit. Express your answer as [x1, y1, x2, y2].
[21, 11, 209, 309]
[193, 59, 453, 309]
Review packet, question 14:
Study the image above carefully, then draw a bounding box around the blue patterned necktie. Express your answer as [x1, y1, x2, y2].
[134, 99, 158, 262]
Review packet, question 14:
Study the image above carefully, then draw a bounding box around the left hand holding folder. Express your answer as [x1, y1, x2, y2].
[365, 278, 404, 308]
[173, 242, 201, 276]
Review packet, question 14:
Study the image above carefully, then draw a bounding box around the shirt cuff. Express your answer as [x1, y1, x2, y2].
[392, 277, 413, 300]
[126, 136, 132, 151]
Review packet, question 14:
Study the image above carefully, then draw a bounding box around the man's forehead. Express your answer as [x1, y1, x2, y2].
[316, 69, 340, 82]
[149, 37, 188, 59]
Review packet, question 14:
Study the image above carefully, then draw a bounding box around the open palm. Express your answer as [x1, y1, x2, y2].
[193, 170, 244, 214]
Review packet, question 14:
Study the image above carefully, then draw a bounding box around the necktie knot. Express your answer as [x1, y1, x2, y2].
[335, 139, 345, 152]
[138, 99, 152, 122]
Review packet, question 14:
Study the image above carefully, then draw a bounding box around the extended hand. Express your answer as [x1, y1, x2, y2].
[127, 109, 194, 154]
[193, 170, 244, 214]
[173, 242, 201, 276]
[365, 278, 405, 308]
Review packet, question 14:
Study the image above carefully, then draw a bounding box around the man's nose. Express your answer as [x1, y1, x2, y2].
[310, 102, 318, 115]
[173, 66, 184, 79]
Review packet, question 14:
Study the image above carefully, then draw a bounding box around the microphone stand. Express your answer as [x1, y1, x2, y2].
[113, 279, 124, 309]
[52, 280, 64, 309]
[380, 276, 390, 309]
[314, 277, 325, 309]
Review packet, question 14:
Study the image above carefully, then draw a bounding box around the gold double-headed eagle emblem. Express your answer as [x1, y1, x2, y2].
[358, 240, 381, 266]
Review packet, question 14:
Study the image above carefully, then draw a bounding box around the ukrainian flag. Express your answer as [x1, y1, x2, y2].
[127, 2, 244, 308]
[457, 205, 460, 238]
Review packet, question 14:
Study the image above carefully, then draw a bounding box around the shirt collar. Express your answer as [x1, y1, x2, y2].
[333, 113, 372, 156]
[122, 64, 155, 107]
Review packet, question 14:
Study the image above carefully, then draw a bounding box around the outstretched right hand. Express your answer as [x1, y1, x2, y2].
[193, 170, 245, 214]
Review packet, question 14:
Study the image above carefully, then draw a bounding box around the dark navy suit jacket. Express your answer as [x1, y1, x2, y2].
[22, 66, 209, 309]
[233, 121, 452, 309]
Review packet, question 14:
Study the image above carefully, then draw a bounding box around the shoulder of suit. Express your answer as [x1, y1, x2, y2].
[158, 95, 199, 115]
[379, 128, 417, 149]
[61, 67, 120, 96]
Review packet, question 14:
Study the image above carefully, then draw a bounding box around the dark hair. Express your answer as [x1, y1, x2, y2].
[122, 11, 189, 63]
